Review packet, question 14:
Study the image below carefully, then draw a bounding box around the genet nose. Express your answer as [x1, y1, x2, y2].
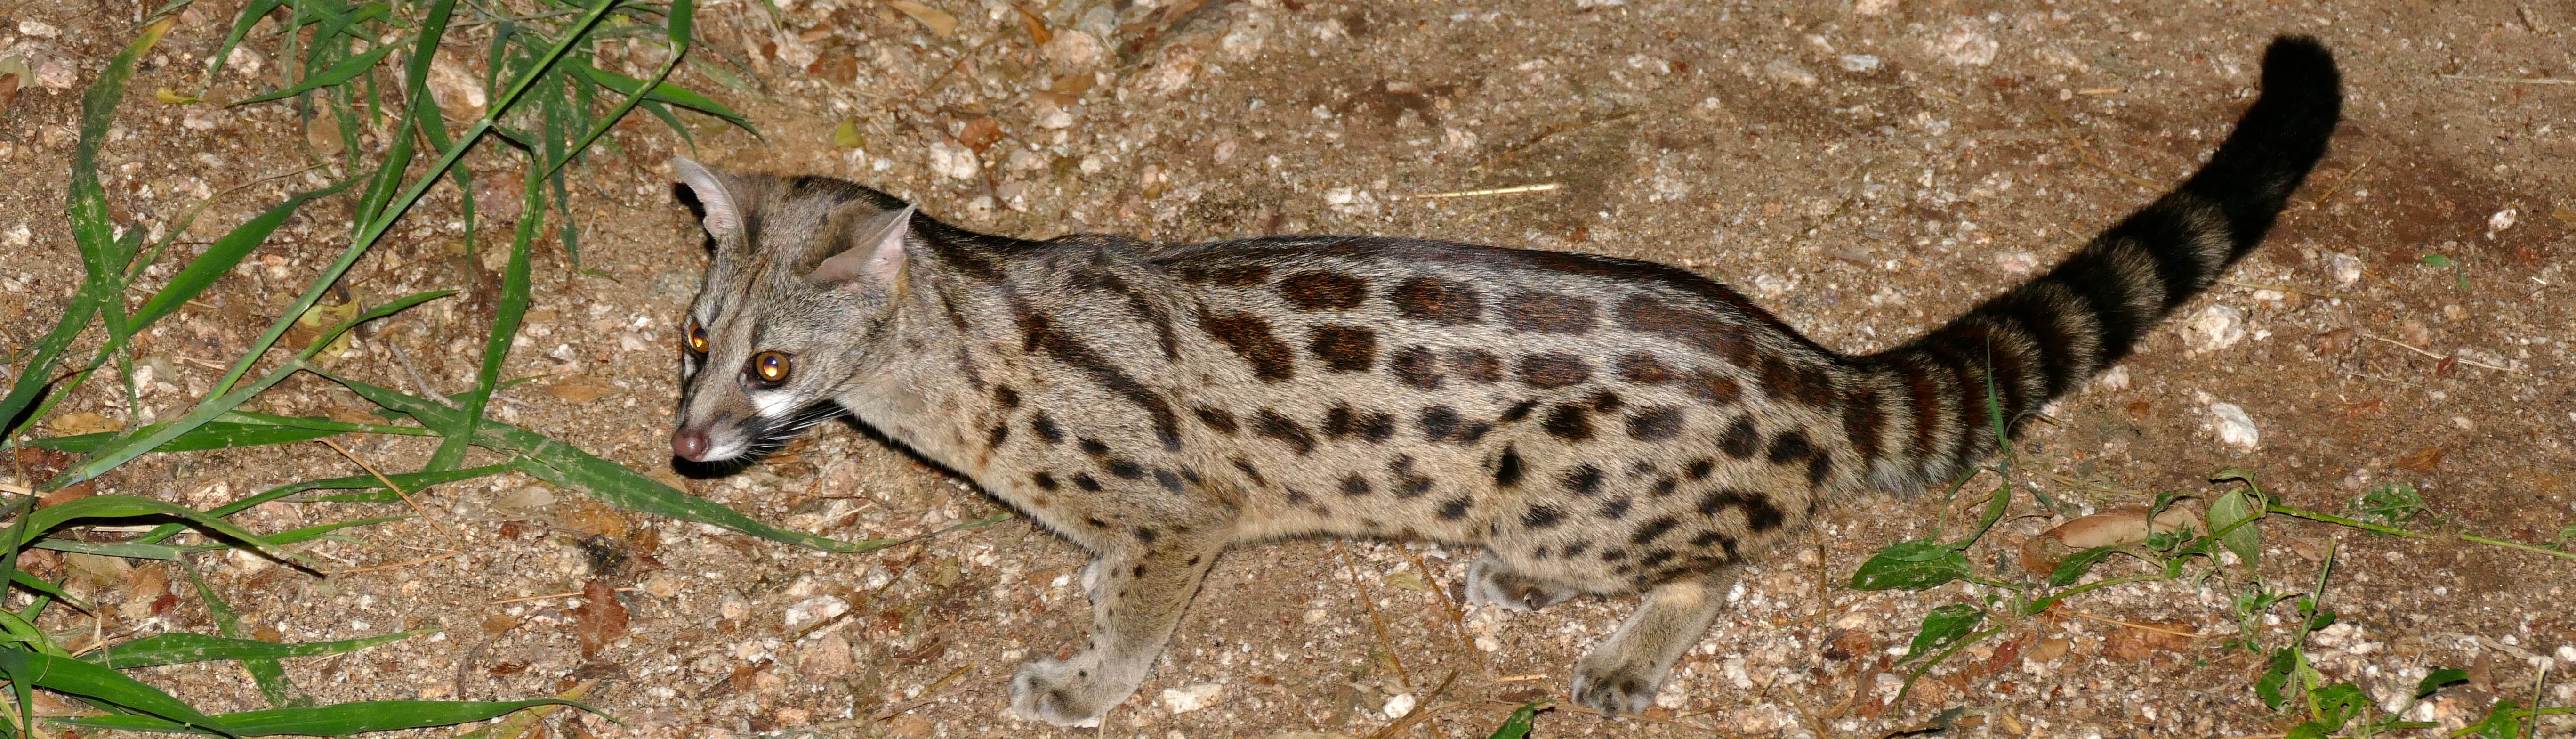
[672, 429, 710, 461]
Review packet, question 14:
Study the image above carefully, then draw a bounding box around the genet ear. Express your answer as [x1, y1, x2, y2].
[809, 204, 916, 290]
[671, 157, 745, 245]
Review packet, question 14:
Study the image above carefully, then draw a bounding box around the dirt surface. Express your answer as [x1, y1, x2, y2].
[2, 0, 2572, 736]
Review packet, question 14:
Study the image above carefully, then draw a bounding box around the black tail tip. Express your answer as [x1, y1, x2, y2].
[2260, 36, 2339, 99]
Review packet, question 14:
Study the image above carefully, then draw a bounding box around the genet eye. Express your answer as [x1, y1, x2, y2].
[685, 320, 709, 355]
[750, 351, 792, 384]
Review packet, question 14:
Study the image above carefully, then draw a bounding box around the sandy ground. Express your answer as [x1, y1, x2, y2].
[0, 0, 2572, 736]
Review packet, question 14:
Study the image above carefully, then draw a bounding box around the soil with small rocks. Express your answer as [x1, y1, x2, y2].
[0, 0, 2570, 737]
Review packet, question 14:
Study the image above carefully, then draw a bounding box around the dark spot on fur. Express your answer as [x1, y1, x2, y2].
[1720, 416, 1760, 458]
[1134, 527, 1159, 544]
[1543, 403, 1594, 441]
[1652, 476, 1680, 497]
[1254, 409, 1317, 455]
[1698, 488, 1785, 531]
[1560, 464, 1604, 496]
[1182, 264, 1270, 286]
[1600, 548, 1629, 563]
[1597, 496, 1633, 519]
[1356, 410, 1396, 442]
[1631, 516, 1680, 545]
[1498, 399, 1539, 423]
[1617, 353, 1678, 384]
[1588, 390, 1623, 412]
[1392, 346, 1443, 389]
[1494, 445, 1524, 487]
[1688, 370, 1742, 406]
[1030, 412, 1065, 444]
[1449, 349, 1504, 382]
[1437, 497, 1474, 520]
[1309, 325, 1379, 371]
[1521, 505, 1563, 529]
[1079, 439, 1111, 456]
[1154, 468, 1184, 493]
[1031, 471, 1059, 490]
[1340, 473, 1373, 496]
[1418, 406, 1461, 440]
[1324, 404, 1357, 439]
[1767, 431, 1814, 465]
[1626, 406, 1685, 441]
[993, 385, 1021, 409]
[1685, 458, 1714, 480]
[1807, 454, 1834, 487]
[1132, 564, 1148, 577]
[1195, 406, 1239, 435]
[1083, 516, 1109, 529]
[1073, 474, 1103, 492]
[1389, 276, 1482, 324]
[1231, 457, 1268, 487]
[1637, 549, 1677, 568]
[1517, 353, 1594, 389]
[1617, 296, 1760, 367]
[1562, 542, 1591, 558]
[1197, 309, 1297, 382]
[1499, 290, 1599, 334]
[1278, 270, 1370, 310]
[1843, 387, 1885, 461]
[1013, 302, 1185, 450]
[986, 423, 1010, 448]
[1760, 356, 1838, 407]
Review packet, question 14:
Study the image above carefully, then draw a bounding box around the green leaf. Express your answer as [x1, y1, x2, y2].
[1899, 604, 1986, 665]
[202, 0, 288, 86]
[18, 496, 310, 569]
[1486, 700, 1548, 739]
[0, 647, 235, 736]
[2420, 253, 2455, 268]
[2258, 647, 2301, 710]
[2208, 488, 2262, 569]
[129, 180, 358, 330]
[9, 571, 89, 611]
[233, 42, 400, 105]
[573, 65, 753, 132]
[1849, 539, 1974, 592]
[53, 698, 596, 736]
[2284, 720, 2331, 739]
[327, 375, 858, 551]
[2461, 699, 2523, 739]
[2310, 682, 2370, 729]
[84, 631, 431, 670]
[29, 539, 187, 560]
[2413, 669, 2470, 699]
[27, 422, 350, 454]
[2048, 545, 2123, 587]
[666, 0, 694, 44]
[178, 563, 305, 707]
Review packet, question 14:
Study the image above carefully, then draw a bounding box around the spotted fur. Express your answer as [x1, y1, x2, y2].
[666, 38, 2340, 724]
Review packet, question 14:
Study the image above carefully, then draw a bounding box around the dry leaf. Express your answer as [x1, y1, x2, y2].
[545, 375, 618, 404]
[2019, 505, 2201, 574]
[570, 580, 628, 658]
[2101, 622, 2190, 661]
[426, 55, 487, 119]
[957, 116, 1004, 153]
[1014, 5, 1052, 45]
[2393, 446, 2445, 472]
[482, 612, 523, 635]
[1380, 569, 1428, 593]
[306, 107, 346, 156]
[886, 0, 958, 37]
[556, 498, 630, 538]
[2028, 636, 2072, 663]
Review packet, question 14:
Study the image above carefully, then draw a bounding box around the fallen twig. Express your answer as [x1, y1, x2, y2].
[1399, 183, 1562, 200]
[2361, 333, 2513, 372]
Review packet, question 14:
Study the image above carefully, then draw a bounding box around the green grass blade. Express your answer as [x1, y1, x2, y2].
[427, 168, 538, 471]
[232, 43, 399, 105]
[329, 375, 857, 551]
[352, 0, 453, 233]
[18, 496, 311, 568]
[200, 0, 286, 89]
[85, 630, 431, 670]
[177, 563, 306, 706]
[0, 647, 237, 736]
[8, 571, 89, 612]
[1486, 700, 1548, 739]
[572, 65, 753, 132]
[47, 291, 451, 490]
[29, 540, 186, 559]
[54, 699, 596, 736]
[131, 179, 358, 330]
[26, 422, 351, 454]
[133, 465, 510, 546]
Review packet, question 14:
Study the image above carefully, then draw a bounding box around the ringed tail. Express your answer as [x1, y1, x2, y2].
[1849, 35, 2343, 487]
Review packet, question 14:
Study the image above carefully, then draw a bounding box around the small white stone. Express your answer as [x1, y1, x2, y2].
[2327, 253, 2364, 286]
[927, 140, 980, 180]
[1852, 0, 1897, 16]
[1301, 608, 1329, 624]
[1042, 30, 1103, 69]
[2487, 208, 2518, 234]
[1158, 682, 1221, 714]
[2179, 304, 2248, 353]
[1382, 692, 1417, 719]
[782, 595, 849, 630]
[2210, 402, 2260, 448]
[1930, 23, 1999, 66]
[3, 224, 29, 247]
[2095, 365, 2131, 391]
[1836, 54, 1881, 72]
[1474, 634, 1500, 651]
[1763, 58, 1818, 87]
[16, 19, 59, 37]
